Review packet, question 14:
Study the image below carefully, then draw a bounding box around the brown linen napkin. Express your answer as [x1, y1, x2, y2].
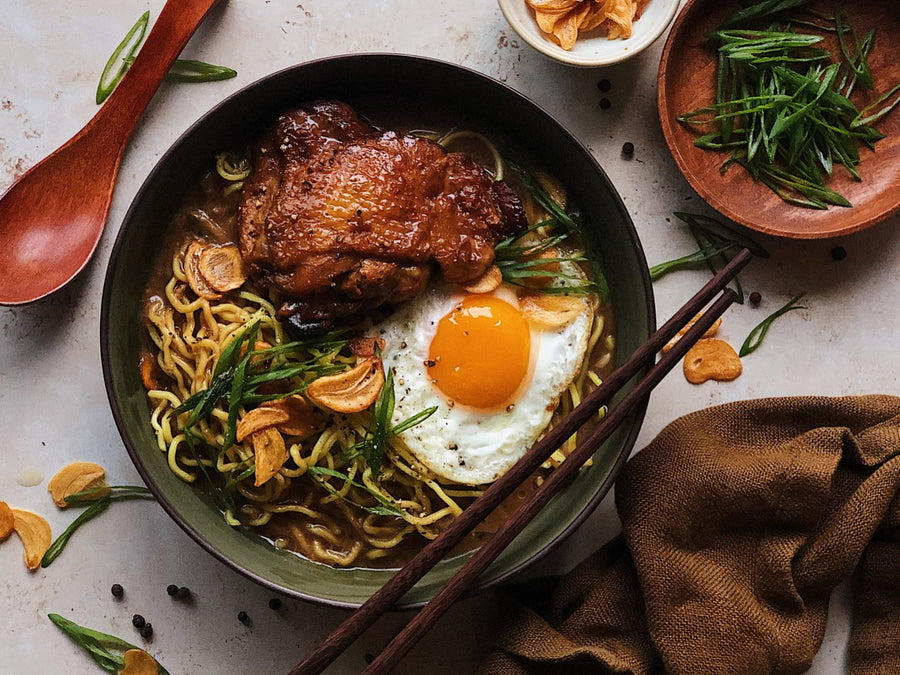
[480, 395, 900, 674]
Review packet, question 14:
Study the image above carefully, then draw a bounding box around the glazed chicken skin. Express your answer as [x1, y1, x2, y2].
[239, 100, 527, 331]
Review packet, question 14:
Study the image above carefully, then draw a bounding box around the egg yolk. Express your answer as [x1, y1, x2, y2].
[427, 294, 531, 409]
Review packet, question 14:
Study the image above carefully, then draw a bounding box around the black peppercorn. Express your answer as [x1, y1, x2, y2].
[110, 583, 124, 599]
[175, 586, 191, 599]
[599, 97, 611, 110]
[132, 614, 146, 629]
[166, 584, 178, 596]
[621, 142, 635, 157]
[597, 78, 612, 92]
[830, 246, 847, 261]
[268, 598, 282, 610]
[238, 611, 249, 623]
[140, 623, 153, 639]
[749, 291, 762, 307]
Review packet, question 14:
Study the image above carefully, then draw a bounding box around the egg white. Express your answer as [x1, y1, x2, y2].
[374, 280, 593, 485]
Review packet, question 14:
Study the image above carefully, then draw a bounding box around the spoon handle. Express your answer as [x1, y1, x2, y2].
[89, 0, 222, 150]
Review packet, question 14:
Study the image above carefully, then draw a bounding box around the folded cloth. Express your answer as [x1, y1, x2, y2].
[480, 395, 900, 674]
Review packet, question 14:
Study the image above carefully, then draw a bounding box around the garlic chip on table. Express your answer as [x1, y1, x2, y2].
[683, 338, 743, 384]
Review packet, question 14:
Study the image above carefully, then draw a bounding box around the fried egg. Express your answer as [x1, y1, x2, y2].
[376, 280, 593, 485]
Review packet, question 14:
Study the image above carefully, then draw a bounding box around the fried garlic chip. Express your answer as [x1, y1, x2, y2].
[555, 2, 592, 50]
[121, 649, 160, 675]
[461, 264, 503, 294]
[525, 0, 645, 50]
[48, 462, 108, 508]
[0, 501, 13, 541]
[605, 0, 638, 39]
[252, 428, 288, 487]
[662, 312, 723, 353]
[12, 508, 52, 571]
[306, 357, 385, 414]
[519, 291, 588, 329]
[683, 338, 743, 384]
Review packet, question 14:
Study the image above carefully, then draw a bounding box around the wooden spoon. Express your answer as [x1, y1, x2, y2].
[0, 0, 221, 305]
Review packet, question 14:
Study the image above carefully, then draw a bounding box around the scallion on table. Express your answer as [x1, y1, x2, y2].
[96, 11, 237, 104]
[740, 292, 808, 356]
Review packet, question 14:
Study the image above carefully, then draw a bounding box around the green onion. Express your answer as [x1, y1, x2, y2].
[739, 292, 807, 356]
[506, 160, 579, 232]
[63, 484, 153, 506]
[503, 161, 610, 299]
[184, 429, 237, 514]
[171, 322, 354, 504]
[96, 11, 149, 104]
[306, 466, 405, 517]
[330, 350, 438, 481]
[718, 0, 809, 29]
[49, 613, 169, 674]
[679, 2, 900, 209]
[649, 212, 768, 304]
[41, 486, 155, 568]
[354, 360, 437, 479]
[216, 151, 251, 182]
[852, 82, 900, 128]
[138, 57, 237, 83]
[674, 211, 770, 258]
[649, 242, 739, 281]
[174, 321, 349, 454]
[303, 359, 436, 515]
[96, 12, 237, 104]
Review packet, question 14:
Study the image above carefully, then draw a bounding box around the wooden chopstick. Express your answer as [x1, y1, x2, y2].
[291, 247, 753, 675]
[363, 286, 739, 673]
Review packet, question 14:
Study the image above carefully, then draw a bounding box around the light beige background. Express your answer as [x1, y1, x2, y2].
[2, 1, 897, 672]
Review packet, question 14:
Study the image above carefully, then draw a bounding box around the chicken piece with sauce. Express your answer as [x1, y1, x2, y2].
[238, 100, 527, 333]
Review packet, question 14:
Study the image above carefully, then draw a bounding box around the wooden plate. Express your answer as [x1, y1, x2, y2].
[658, 0, 900, 238]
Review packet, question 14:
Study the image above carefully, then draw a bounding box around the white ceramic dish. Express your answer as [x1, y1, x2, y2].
[498, 0, 681, 67]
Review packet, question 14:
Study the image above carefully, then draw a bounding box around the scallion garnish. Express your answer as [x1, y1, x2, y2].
[497, 162, 609, 298]
[305, 363, 435, 517]
[171, 323, 351, 505]
[41, 486, 155, 568]
[48, 613, 170, 674]
[718, 0, 809, 29]
[96, 12, 237, 104]
[349, 359, 437, 480]
[679, 1, 900, 209]
[739, 292, 807, 356]
[129, 57, 238, 83]
[172, 323, 347, 453]
[649, 242, 739, 281]
[649, 212, 768, 303]
[306, 466, 405, 517]
[96, 11, 149, 104]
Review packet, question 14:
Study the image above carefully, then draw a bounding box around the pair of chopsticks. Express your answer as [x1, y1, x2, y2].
[291, 247, 753, 675]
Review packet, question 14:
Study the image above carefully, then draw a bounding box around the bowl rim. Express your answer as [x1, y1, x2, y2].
[497, 0, 681, 67]
[101, 52, 656, 609]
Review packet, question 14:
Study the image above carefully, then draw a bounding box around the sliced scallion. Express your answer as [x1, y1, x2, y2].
[649, 243, 739, 281]
[48, 613, 169, 674]
[306, 466, 405, 517]
[680, 3, 900, 209]
[158, 58, 237, 83]
[97, 13, 237, 104]
[96, 11, 149, 104]
[739, 292, 807, 356]
[41, 486, 155, 567]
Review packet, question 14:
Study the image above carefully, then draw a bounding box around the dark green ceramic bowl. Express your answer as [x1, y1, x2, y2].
[101, 54, 655, 609]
